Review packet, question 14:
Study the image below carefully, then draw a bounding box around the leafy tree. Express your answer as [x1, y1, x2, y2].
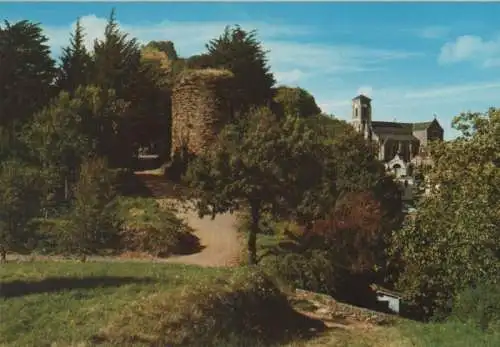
[63, 157, 120, 257]
[0, 20, 56, 132]
[55, 18, 93, 94]
[185, 107, 338, 265]
[205, 25, 275, 118]
[22, 90, 92, 207]
[23, 85, 129, 211]
[273, 86, 322, 118]
[389, 108, 500, 317]
[0, 159, 43, 262]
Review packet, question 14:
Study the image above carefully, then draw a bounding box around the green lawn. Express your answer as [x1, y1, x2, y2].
[0, 261, 230, 346]
[2, 261, 499, 347]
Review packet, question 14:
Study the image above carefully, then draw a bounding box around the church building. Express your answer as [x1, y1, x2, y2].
[351, 94, 444, 200]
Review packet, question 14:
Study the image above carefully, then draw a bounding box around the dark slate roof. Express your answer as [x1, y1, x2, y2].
[371, 121, 413, 136]
[371, 120, 437, 134]
[352, 94, 372, 102]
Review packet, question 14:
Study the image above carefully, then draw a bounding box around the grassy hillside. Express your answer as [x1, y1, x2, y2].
[1, 261, 499, 347]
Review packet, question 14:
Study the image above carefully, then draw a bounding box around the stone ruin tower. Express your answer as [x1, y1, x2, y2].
[171, 68, 234, 158]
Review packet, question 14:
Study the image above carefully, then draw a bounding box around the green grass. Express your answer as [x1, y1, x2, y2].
[2, 261, 499, 347]
[0, 261, 230, 346]
[400, 320, 500, 347]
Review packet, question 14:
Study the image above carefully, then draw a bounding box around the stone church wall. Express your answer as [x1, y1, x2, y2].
[171, 68, 234, 157]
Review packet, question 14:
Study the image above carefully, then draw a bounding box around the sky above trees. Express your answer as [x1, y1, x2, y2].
[2, 2, 499, 140]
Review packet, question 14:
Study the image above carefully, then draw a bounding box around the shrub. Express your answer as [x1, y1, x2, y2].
[264, 249, 335, 294]
[449, 281, 500, 332]
[0, 159, 43, 261]
[95, 268, 324, 346]
[116, 197, 199, 256]
[31, 217, 74, 254]
[63, 157, 121, 255]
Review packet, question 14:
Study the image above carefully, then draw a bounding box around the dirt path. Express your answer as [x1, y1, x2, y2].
[6, 203, 243, 267]
[6, 173, 244, 267]
[161, 199, 242, 267]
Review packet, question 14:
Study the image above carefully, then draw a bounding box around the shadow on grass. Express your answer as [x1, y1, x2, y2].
[0, 276, 156, 299]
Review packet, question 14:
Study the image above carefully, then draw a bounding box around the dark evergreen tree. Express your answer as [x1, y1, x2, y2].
[0, 20, 56, 131]
[55, 18, 93, 94]
[205, 25, 276, 118]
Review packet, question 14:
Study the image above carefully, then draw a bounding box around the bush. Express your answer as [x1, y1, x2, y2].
[0, 159, 43, 261]
[116, 197, 199, 256]
[95, 268, 325, 346]
[31, 217, 74, 254]
[449, 281, 500, 332]
[264, 249, 335, 294]
[63, 158, 121, 255]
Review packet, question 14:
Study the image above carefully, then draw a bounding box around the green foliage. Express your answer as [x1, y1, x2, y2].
[265, 249, 336, 294]
[260, 191, 388, 308]
[273, 86, 321, 118]
[450, 281, 500, 332]
[144, 40, 179, 60]
[91, 11, 172, 160]
[205, 25, 275, 117]
[185, 107, 340, 264]
[0, 20, 56, 130]
[61, 157, 120, 255]
[115, 197, 199, 257]
[22, 86, 129, 211]
[389, 108, 500, 317]
[0, 159, 43, 260]
[55, 18, 93, 94]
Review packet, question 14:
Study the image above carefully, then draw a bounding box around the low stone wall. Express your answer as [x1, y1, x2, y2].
[171, 68, 234, 157]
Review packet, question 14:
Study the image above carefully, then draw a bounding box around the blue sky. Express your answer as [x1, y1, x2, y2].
[2, 2, 500, 139]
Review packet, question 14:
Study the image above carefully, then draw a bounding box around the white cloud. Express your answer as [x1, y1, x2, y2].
[438, 34, 500, 67]
[44, 15, 311, 57]
[274, 69, 307, 85]
[42, 14, 419, 86]
[417, 26, 450, 39]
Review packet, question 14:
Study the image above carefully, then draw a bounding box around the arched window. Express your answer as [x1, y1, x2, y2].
[393, 163, 401, 177]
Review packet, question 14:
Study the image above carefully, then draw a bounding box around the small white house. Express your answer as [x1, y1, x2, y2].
[371, 285, 403, 314]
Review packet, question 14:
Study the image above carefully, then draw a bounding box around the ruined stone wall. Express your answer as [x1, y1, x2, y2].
[171, 68, 234, 158]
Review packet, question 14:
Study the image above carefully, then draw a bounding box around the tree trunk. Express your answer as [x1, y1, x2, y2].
[64, 176, 69, 200]
[248, 202, 260, 265]
[0, 245, 6, 264]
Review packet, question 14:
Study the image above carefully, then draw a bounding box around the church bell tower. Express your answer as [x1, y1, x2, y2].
[352, 94, 372, 141]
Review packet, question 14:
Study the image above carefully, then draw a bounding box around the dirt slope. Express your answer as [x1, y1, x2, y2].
[138, 173, 243, 267]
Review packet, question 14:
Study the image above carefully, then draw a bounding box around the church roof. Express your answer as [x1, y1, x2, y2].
[371, 120, 438, 134]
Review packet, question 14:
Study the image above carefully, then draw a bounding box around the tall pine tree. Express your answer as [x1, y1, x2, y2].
[56, 18, 92, 94]
[205, 25, 276, 118]
[92, 9, 141, 101]
[92, 9, 168, 167]
[0, 20, 56, 131]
